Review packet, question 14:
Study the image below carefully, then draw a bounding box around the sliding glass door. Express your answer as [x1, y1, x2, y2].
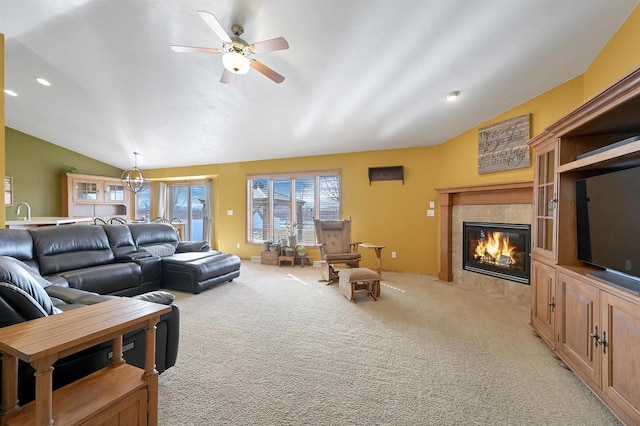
[168, 182, 208, 241]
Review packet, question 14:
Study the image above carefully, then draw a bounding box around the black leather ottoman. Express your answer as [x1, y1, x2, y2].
[160, 251, 241, 294]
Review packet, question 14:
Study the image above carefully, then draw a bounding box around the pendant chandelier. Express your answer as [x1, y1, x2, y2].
[121, 152, 148, 193]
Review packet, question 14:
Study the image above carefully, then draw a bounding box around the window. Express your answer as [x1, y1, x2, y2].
[134, 186, 151, 220]
[247, 171, 341, 245]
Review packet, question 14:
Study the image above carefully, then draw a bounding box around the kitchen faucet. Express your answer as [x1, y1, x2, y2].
[15, 202, 31, 221]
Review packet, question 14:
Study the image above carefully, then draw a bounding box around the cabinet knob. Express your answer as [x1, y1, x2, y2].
[590, 326, 599, 347]
[597, 331, 607, 354]
[548, 297, 555, 311]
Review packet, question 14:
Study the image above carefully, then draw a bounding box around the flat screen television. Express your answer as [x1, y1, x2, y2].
[576, 165, 640, 294]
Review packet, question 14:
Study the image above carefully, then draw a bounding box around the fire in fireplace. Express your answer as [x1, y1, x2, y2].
[463, 222, 531, 284]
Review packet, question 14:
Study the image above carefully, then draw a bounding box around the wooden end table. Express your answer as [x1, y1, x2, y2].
[297, 255, 313, 267]
[359, 243, 385, 277]
[0, 298, 170, 426]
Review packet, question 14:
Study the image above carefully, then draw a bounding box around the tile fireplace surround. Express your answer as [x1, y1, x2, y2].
[436, 182, 533, 304]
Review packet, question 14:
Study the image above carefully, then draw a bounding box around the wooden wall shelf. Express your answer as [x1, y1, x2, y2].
[368, 166, 404, 185]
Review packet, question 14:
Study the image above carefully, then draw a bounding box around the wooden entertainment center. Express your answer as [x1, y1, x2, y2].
[529, 66, 640, 424]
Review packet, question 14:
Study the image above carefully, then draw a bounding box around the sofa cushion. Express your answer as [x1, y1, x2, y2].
[31, 225, 115, 275]
[103, 224, 137, 256]
[50, 262, 142, 295]
[127, 223, 179, 248]
[0, 229, 39, 270]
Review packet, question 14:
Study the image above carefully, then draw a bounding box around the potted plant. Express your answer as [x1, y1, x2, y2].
[284, 221, 298, 247]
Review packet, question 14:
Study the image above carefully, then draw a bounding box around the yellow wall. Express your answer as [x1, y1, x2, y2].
[147, 146, 441, 273]
[583, 5, 640, 98]
[1, 34, 5, 226]
[436, 75, 585, 189]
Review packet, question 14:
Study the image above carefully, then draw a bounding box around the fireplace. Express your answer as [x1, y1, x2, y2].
[463, 222, 531, 284]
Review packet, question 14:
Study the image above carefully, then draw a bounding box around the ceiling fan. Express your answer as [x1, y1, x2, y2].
[171, 10, 289, 84]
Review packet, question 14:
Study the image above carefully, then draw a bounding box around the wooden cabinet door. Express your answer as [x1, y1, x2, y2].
[104, 180, 127, 203]
[531, 140, 558, 261]
[531, 260, 556, 348]
[556, 272, 601, 388]
[601, 292, 640, 424]
[72, 177, 102, 202]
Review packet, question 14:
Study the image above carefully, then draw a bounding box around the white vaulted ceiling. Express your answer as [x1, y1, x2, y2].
[2, 0, 638, 169]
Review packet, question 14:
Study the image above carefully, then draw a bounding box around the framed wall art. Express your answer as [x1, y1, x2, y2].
[4, 177, 13, 206]
[478, 114, 530, 174]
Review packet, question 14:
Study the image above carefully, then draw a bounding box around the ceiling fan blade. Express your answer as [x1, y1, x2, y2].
[220, 69, 234, 84]
[250, 37, 289, 54]
[171, 45, 222, 54]
[250, 60, 285, 84]
[197, 10, 232, 43]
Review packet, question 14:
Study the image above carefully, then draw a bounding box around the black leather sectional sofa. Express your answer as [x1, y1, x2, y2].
[1, 222, 241, 295]
[0, 222, 241, 406]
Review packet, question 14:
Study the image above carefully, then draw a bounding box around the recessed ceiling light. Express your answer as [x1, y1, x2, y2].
[4, 89, 18, 97]
[447, 91, 461, 102]
[36, 77, 51, 86]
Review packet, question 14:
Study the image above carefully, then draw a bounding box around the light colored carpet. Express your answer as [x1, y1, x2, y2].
[158, 261, 621, 425]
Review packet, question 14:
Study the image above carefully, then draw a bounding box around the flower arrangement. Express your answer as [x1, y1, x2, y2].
[284, 221, 298, 236]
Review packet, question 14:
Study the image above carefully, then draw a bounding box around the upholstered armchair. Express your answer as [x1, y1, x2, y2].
[314, 218, 361, 282]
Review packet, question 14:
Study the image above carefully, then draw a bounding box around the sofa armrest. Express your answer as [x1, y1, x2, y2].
[176, 241, 211, 253]
[132, 290, 175, 305]
[350, 242, 362, 252]
[45, 286, 116, 306]
[115, 252, 154, 262]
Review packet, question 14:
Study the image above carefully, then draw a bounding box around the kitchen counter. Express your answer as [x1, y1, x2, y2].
[5, 217, 93, 229]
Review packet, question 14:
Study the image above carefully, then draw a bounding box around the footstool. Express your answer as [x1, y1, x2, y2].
[338, 268, 380, 303]
[161, 251, 241, 294]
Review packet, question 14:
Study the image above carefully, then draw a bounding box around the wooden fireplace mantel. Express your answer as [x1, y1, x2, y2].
[435, 181, 533, 281]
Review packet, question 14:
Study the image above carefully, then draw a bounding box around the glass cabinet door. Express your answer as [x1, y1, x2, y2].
[74, 181, 99, 201]
[534, 146, 557, 258]
[104, 182, 125, 202]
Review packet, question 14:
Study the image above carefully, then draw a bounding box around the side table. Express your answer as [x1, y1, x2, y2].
[278, 247, 296, 267]
[297, 255, 313, 267]
[0, 298, 170, 426]
[358, 243, 385, 277]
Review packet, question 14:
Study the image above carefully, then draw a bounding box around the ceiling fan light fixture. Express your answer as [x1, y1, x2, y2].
[222, 51, 250, 74]
[121, 152, 148, 193]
